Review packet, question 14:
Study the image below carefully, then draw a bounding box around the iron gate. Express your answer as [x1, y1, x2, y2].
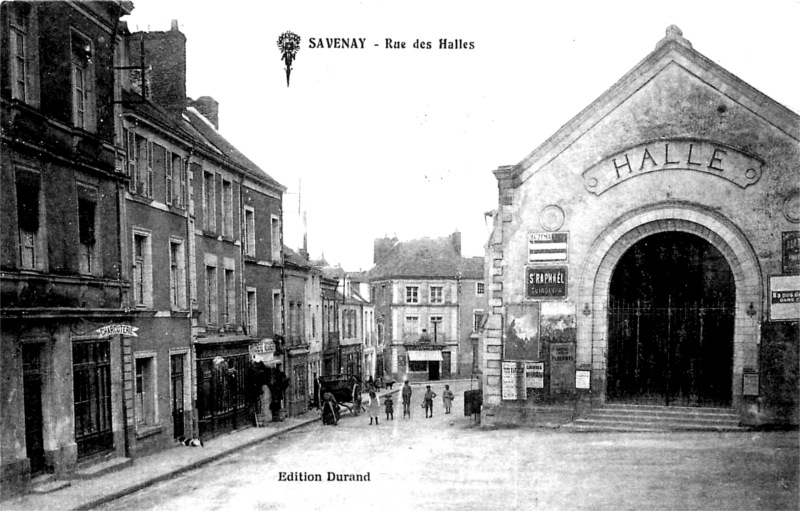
[607, 297, 734, 407]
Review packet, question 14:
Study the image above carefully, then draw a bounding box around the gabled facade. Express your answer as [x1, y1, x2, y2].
[482, 26, 799, 427]
[370, 232, 486, 382]
[0, 0, 133, 497]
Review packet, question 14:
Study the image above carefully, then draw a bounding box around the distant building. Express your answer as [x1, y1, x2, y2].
[370, 232, 486, 382]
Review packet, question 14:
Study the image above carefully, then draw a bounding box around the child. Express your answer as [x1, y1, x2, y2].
[367, 391, 380, 425]
[384, 394, 394, 421]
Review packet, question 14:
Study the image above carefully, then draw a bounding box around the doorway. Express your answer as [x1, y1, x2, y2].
[607, 231, 735, 407]
[428, 361, 440, 381]
[23, 344, 45, 474]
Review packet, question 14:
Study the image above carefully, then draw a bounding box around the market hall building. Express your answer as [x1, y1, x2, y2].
[480, 27, 799, 427]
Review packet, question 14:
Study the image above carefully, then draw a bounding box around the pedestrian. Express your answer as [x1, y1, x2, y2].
[401, 380, 413, 418]
[367, 391, 380, 425]
[442, 384, 455, 414]
[384, 394, 394, 421]
[367, 375, 377, 393]
[352, 380, 362, 416]
[321, 391, 339, 426]
[423, 385, 437, 418]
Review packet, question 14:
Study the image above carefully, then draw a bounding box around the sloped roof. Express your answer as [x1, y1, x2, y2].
[184, 108, 285, 191]
[507, 25, 800, 187]
[122, 90, 285, 193]
[369, 236, 483, 280]
[283, 245, 311, 269]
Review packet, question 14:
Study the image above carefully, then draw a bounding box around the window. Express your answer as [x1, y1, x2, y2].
[244, 207, 256, 257]
[476, 282, 485, 296]
[129, 135, 152, 197]
[223, 269, 235, 325]
[205, 265, 218, 325]
[404, 316, 419, 337]
[77, 190, 96, 275]
[152, 144, 166, 203]
[222, 179, 233, 237]
[270, 216, 281, 261]
[405, 286, 419, 304]
[16, 176, 41, 270]
[312, 305, 317, 338]
[9, 4, 29, 102]
[203, 171, 216, 231]
[71, 30, 95, 131]
[273, 292, 282, 335]
[473, 311, 484, 332]
[165, 151, 173, 206]
[169, 240, 186, 309]
[246, 289, 257, 336]
[430, 286, 443, 304]
[135, 355, 157, 427]
[133, 232, 152, 307]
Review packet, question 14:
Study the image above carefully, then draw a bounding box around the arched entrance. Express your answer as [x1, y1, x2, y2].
[607, 232, 735, 406]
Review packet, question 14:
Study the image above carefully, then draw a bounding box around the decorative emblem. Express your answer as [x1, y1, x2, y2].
[277, 31, 301, 87]
[540, 205, 565, 231]
[783, 191, 800, 223]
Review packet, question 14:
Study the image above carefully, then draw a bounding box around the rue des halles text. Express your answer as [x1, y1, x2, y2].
[308, 37, 475, 50]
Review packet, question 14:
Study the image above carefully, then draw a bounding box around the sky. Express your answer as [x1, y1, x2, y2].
[123, 0, 800, 271]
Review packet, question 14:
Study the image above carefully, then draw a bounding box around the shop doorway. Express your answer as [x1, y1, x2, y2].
[22, 344, 45, 474]
[428, 361, 440, 381]
[170, 354, 185, 439]
[607, 232, 735, 407]
[73, 340, 114, 458]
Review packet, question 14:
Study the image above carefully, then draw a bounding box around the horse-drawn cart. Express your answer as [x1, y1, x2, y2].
[318, 374, 363, 420]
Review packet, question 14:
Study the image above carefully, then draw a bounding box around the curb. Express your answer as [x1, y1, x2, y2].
[72, 416, 320, 511]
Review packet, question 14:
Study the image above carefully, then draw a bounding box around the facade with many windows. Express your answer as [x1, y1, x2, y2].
[0, 1, 133, 497]
[370, 232, 486, 382]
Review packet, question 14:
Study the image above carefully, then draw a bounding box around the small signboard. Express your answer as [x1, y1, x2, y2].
[502, 361, 523, 400]
[743, 370, 759, 397]
[575, 370, 591, 390]
[529, 232, 568, 263]
[95, 324, 138, 337]
[526, 266, 568, 299]
[525, 362, 544, 389]
[549, 343, 575, 394]
[782, 231, 800, 274]
[769, 275, 800, 321]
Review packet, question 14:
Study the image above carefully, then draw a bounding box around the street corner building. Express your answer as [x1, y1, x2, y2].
[370, 232, 487, 383]
[480, 26, 799, 428]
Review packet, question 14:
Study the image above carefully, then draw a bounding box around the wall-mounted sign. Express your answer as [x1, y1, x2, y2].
[529, 232, 568, 263]
[770, 275, 800, 321]
[95, 324, 138, 337]
[743, 369, 759, 397]
[505, 303, 540, 361]
[582, 138, 763, 195]
[549, 343, 575, 394]
[525, 362, 544, 389]
[502, 361, 522, 400]
[575, 370, 591, 390]
[782, 231, 800, 274]
[526, 266, 567, 299]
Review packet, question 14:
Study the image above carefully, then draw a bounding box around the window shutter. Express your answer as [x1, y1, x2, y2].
[16, 182, 39, 232]
[147, 141, 153, 197]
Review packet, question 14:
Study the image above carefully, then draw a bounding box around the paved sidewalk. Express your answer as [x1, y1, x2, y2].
[5, 412, 321, 511]
[5, 385, 407, 511]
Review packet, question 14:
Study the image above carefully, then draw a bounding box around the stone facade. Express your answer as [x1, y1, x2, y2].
[481, 27, 799, 427]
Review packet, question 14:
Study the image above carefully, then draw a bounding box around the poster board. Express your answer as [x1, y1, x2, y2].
[769, 275, 800, 321]
[504, 303, 540, 360]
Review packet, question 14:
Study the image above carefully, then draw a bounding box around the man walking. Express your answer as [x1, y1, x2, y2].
[402, 380, 413, 418]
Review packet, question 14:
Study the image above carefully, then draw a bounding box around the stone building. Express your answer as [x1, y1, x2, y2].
[481, 27, 799, 427]
[0, 1, 133, 496]
[371, 232, 486, 382]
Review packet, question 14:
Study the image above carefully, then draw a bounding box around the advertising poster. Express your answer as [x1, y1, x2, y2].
[549, 343, 576, 394]
[502, 361, 523, 400]
[504, 303, 540, 361]
[770, 275, 800, 321]
[525, 362, 545, 389]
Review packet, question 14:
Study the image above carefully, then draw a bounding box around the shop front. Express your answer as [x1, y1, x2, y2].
[195, 337, 255, 439]
[481, 27, 799, 427]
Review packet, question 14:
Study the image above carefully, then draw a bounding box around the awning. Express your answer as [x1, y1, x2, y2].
[407, 350, 443, 362]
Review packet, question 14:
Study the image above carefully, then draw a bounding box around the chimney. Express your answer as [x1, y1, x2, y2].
[451, 231, 461, 255]
[130, 20, 187, 119]
[190, 96, 219, 130]
[374, 236, 398, 264]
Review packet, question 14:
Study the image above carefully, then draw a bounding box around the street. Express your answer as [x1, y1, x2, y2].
[98, 381, 798, 511]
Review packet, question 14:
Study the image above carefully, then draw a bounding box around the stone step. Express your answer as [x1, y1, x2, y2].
[563, 404, 747, 432]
